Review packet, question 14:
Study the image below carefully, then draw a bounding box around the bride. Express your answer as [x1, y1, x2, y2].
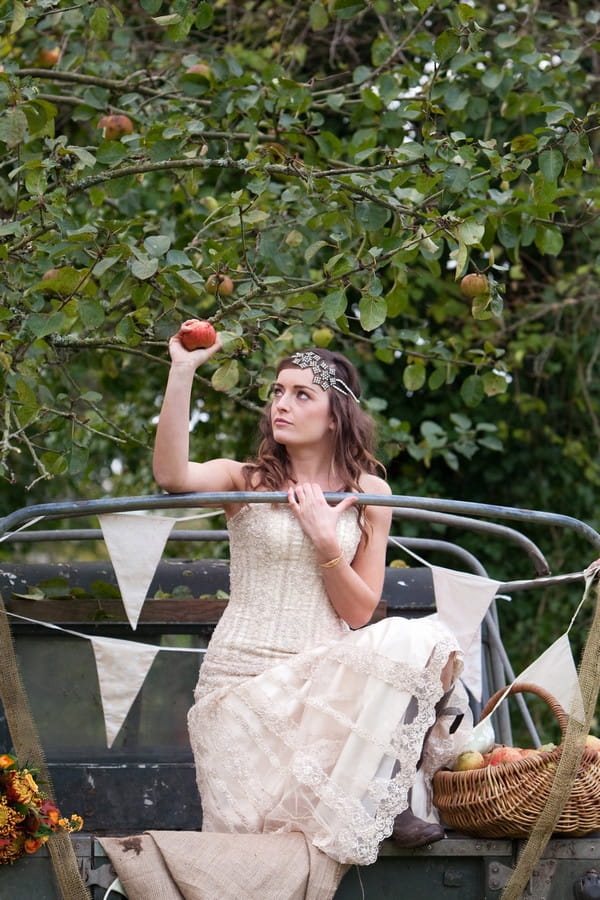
[152, 332, 469, 869]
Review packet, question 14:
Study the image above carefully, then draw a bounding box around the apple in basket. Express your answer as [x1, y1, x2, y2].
[585, 734, 600, 752]
[452, 750, 485, 771]
[488, 745, 523, 766]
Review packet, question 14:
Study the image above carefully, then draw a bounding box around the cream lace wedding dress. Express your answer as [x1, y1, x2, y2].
[187, 503, 470, 866]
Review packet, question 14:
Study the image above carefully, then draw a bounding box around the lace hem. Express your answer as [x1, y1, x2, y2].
[189, 625, 466, 865]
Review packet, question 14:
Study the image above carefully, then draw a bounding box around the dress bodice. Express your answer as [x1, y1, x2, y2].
[195, 503, 362, 695]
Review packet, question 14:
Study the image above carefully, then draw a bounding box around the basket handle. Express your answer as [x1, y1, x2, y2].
[479, 681, 570, 737]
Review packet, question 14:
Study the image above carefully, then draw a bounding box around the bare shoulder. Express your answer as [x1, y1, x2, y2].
[359, 472, 392, 496]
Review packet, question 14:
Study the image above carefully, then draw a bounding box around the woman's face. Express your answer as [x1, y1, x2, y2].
[270, 365, 334, 447]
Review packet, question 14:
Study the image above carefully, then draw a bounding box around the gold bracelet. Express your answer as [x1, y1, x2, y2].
[320, 553, 344, 569]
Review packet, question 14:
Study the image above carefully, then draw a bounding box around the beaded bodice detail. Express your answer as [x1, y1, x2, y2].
[195, 503, 362, 697]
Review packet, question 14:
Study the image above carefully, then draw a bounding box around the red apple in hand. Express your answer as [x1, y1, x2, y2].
[179, 319, 217, 351]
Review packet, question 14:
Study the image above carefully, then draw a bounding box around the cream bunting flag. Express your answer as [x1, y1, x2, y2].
[514, 631, 584, 722]
[91, 636, 159, 748]
[99, 513, 176, 630]
[431, 566, 501, 702]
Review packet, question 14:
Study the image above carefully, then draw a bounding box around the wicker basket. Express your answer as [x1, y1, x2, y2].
[432, 682, 600, 838]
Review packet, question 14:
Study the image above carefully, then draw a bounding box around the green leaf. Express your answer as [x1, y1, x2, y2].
[116, 315, 136, 343]
[323, 289, 347, 319]
[309, 1, 329, 30]
[195, 2, 214, 29]
[360, 87, 383, 111]
[153, 14, 182, 26]
[355, 202, 391, 231]
[510, 133, 538, 153]
[403, 363, 426, 392]
[14, 376, 38, 424]
[130, 257, 159, 280]
[95, 142, 128, 164]
[482, 370, 509, 397]
[534, 226, 563, 256]
[26, 311, 68, 339]
[442, 165, 470, 194]
[24, 167, 47, 196]
[211, 359, 239, 392]
[10, 0, 27, 34]
[538, 149, 564, 181]
[69, 146, 97, 168]
[144, 235, 172, 257]
[22, 99, 57, 139]
[0, 108, 28, 148]
[332, 0, 366, 19]
[305, 240, 329, 262]
[358, 294, 387, 331]
[454, 219, 485, 247]
[69, 443, 90, 476]
[428, 366, 447, 391]
[92, 256, 120, 277]
[460, 375, 485, 407]
[421, 420, 447, 447]
[90, 7, 110, 39]
[434, 30, 460, 64]
[78, 298, 106, 329]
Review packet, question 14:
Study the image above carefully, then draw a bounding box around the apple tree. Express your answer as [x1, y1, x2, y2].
[0, 0, 598, 536]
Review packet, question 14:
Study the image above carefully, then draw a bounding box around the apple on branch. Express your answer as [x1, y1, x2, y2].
[186, 62, 212, 79]
[98, 114, 134, 141]
[36, 47, 61, 67]
[178, 319, 217, 351]
[460, 273, 489, 298]
[205, 273, 234, 296]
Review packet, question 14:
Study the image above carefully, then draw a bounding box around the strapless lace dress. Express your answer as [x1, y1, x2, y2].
[187, 503, 468, 866]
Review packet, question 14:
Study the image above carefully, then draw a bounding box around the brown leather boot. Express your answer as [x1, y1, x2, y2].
[391, 808, 445, 849]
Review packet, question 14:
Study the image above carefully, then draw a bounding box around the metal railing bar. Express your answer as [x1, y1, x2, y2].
[0, 528, 488, 572]
[390, 508, 550, 576]
[1, 492, 599, 554]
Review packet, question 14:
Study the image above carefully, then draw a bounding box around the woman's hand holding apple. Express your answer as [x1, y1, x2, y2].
[169, 324, 222, 367]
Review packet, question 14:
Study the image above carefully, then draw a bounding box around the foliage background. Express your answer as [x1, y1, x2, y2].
[1, 0, 599, 738]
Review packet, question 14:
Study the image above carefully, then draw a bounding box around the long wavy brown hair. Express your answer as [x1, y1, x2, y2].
[242, 349, 386, 502]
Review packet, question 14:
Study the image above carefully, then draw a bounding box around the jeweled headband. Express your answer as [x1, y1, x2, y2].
[290, 351, 360, 403]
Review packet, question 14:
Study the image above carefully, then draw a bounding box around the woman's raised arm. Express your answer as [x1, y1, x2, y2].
[152, 331, 242, 494]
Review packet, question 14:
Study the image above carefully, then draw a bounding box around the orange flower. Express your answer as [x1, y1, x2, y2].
[59, 813, 84, 833]
[39, 800, 61, 827]
[0, 797, 24, 836]
[24, 836, 42, 854]
[0, 833, 25, 864]
[0, 755, 15, 770]
[4, 770, 38, 805]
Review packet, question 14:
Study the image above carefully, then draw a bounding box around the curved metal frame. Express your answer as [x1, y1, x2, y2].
[2, 491, 598, 747]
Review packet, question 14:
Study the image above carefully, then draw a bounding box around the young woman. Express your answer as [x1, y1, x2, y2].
[152, 333, 470, 869]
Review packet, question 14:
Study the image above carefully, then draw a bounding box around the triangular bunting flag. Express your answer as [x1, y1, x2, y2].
[515, 631, 584, 723]
[91, 636, 159, 748]
[99, 513, 176, 630]
[431, 566, 501, 702]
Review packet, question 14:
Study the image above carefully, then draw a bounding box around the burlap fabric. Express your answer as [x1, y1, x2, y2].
[501, 572, 600, 900]
[101, 831, 347, 900]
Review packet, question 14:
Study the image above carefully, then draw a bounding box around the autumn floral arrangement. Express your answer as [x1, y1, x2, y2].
[0, 752, 83, 865]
